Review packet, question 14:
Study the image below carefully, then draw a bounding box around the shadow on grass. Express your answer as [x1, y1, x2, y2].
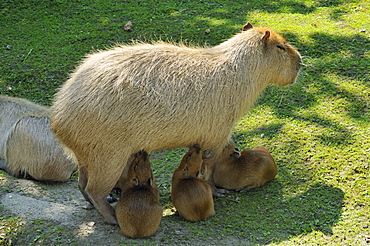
[253, 32, 369, 147]
[180, 182, 344, 245]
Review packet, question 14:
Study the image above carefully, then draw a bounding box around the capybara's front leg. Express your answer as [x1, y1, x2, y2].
[83, 166, 124, 225]
[87, 192, 118, 224]
[202, 150, 228, 197]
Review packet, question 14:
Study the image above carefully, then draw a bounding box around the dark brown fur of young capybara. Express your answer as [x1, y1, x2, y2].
[171, 145, 214, 222]
[115, 151, 162, 238]
[213, 143, 277, 191]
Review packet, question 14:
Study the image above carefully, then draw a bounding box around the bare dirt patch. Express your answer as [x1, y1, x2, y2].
[0, 170, 242, 245]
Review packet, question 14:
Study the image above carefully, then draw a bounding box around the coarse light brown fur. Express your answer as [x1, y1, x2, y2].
[171, 145, 215, 222]
[213, 143, 277, 191]
[50, 23, 301, 224]
[115, 151, 162, 238]
[0, 96, 76, 181]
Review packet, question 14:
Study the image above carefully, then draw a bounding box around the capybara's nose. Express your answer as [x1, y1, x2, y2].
[191, 144, 201, 153]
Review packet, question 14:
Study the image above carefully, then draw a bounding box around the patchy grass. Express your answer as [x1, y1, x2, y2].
[0, 208, 23, 246]
[0, 0, 369, 245]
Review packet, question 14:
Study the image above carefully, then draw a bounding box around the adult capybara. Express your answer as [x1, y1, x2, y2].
[0, 96, 76, 181]
[115, 151, 162, 238]
[213, 143, 277, 191]
[51, 23, 301, 224]
[171, 145, 214, 222]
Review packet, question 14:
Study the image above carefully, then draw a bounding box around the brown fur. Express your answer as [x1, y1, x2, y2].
[115, 151, 162, 238]
[171, 145, 214, 222]
[213, 143, 277, 191]
[50, 23, 301, 224]
[0, 96, 76, 181]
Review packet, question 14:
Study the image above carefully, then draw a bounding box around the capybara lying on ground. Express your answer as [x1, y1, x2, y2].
[213, 143, 277, 191]
[51, 23, 301, 224]
[171, 145, 214, 221]
[0, 96, 76, 181]
[115, 151, 162, 238]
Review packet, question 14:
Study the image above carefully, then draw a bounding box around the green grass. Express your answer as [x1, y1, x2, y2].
[1, 0, 369, 245]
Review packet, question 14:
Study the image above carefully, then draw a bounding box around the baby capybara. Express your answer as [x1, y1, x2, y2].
[171, 145, 215, 221]
[115, 151, 162, 238]
[213, 143, 277, 191]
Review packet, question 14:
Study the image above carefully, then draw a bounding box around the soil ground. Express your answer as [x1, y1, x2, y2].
[0, 164, 241, 246]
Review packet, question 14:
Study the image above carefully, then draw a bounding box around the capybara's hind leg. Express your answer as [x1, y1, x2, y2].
[78, 165, 92, 204]
[236, 183, 259, 192]
[84, 167, 124, 224]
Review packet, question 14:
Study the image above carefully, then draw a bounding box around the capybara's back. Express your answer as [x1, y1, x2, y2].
[51, 23, 301, 223]
[171, 145, 215, 221]
[172, 178, 215, 222]
[116, 188, 162, 238]
[213, 145, 277, 191]
[115, 151, 162, 238]
[0, 96, 47, 160]
[0, 95, 76, 181]
[6, 116, 76, 181]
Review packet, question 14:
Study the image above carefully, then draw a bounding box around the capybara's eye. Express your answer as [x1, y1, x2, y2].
[196, 171, 200, 178]
[182, 167, 188, 176]
[277, 45, 286, 51]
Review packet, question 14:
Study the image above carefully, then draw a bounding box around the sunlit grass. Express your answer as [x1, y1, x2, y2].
[0, 0, 369, 245]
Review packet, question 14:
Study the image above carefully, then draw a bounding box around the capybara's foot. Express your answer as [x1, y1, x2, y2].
[236, 184, 257, 193]
[87, 193, 118, 224]
[100, 204, 118, 225]
[78, 185, 93, 205]
[106, 188, 121, 203]
[212, 187, 229, 197]
[106, 193, 118, 203]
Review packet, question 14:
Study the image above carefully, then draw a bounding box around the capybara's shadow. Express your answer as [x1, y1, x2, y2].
[208, 182, 344, 245]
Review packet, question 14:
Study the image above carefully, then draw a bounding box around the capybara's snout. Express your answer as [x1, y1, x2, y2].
[189, 144, 201, 154]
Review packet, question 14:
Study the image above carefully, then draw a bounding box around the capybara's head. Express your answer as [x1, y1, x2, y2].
[242, 23, 302, 86]
[179, 144, 203, 178]
[220, 141, 241, 162]
[128, 151, 154, 188]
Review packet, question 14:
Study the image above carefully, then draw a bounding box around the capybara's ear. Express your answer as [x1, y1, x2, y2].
[132, 177, 139, 186]
[230, 151, 240, 159]
[262, 30, 271, 42]
[243, 22, 253, 31]
[147, 178, 153, 186]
